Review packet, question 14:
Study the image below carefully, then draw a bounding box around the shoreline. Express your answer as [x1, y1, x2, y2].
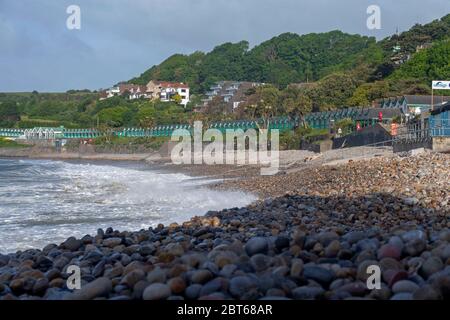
[0, 147, 159, 162]
[0, 150, 449, 300]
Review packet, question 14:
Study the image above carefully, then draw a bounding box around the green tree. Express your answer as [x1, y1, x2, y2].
[97, 106, 129, 127]
[0, 101, 20, 127]
[0, 101, 20, 120]
[172, 93, 182, 105]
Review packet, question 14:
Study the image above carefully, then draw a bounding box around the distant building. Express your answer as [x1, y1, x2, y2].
[430, 101, 450, 137]
[117, 84, 149, 100]
[157, 82, 190, 106]
[146, 80, 162, 100]
[305, 107, 402, 130]
[100, 86, 120, 100]
[393, 101, 450, 153]
[416, 43, 432, 52]
[378, 95, 450, 117]
[199, 81, 263, 113]
[99, 81, 190, 106]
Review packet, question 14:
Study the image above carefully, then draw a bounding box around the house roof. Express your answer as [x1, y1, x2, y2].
[117, 84, 149, 94]
[358, 108, 402, 120]
[157, 81, 189, 89]
[404, 95, 449, 105]
[380, 95, 449, 107]
[430, 101, 450, 116]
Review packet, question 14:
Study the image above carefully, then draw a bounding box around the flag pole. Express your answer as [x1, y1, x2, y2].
[431, 88, 434, 111]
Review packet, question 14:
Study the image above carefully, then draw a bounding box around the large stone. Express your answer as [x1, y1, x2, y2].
[324, 240, 341, 258]
[142, 283, 171, 300]
[103, 237, 123, 248]
[404, 239, 427, 256]
[64, 277, 112, 300]
[292, 286, 324, 299]
[250, 254, 271, 272]
[303, 266, 335, 285]
[168, 277, 186, 294]
[377, 244, 401, 260]
[390, 292, 413, 300]
[190, 269, 213, 284]
[62, 237, 83, 251]
[274, 236, 290, 251]
[214, 251, 239, 268]
[146, 267, 167, 284]
[290, 259, 304, 279]
[420, 257, 444, 279]
[317, 231, 339, 246]
[229, 276, 259, 299]
[199, 278, 227, 297]
[383, 270, 408, 287]
[412, 285, 442, 300]
[120, 269, 145, 288]
[33, 278, 49, 296]
[245, 237, 269, 256]
[392, 280, 420, 294]
[403, 198, 419, 206]
[185, 284, 202, 300]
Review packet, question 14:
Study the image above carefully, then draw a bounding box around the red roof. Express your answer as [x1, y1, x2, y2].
[157, 81, 189, 89]
[118, 84, 148, 94]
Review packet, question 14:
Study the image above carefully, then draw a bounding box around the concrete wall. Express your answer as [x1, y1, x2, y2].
[432, 137, 450, 153]
[332, 124, 392, 149]
[392, 137, 449, 153]
[300, 140, 333, 153]
[393, 140, 432, 153]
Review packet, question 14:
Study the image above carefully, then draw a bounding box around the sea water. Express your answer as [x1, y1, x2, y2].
[0, 158, 256, 253]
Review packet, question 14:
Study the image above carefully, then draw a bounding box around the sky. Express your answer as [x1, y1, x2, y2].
[0, 0, 449, 92]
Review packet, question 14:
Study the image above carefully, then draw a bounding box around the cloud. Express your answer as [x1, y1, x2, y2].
[0, 0, 449, 91]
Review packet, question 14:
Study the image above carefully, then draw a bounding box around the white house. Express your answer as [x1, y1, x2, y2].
[158, 82, 190, 106]
[100, 81, 190, 106]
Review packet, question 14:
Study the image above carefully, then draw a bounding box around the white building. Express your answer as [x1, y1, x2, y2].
[158, 82, 190, 106]
[100, 81, 190, 106]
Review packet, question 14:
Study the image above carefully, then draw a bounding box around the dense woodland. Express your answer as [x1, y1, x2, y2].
[0, 14, 449, 129]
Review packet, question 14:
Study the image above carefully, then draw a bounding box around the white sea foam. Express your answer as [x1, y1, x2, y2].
[0, 159, 256, 253]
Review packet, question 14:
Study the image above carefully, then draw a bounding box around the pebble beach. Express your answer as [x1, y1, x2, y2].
[0, 151, 449, 300]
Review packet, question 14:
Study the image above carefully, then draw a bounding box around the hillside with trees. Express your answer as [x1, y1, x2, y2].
[1, 14, 449, 130]
[130, 31, 376, 93]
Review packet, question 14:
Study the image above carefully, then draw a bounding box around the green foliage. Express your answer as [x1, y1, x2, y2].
[97, 106, 131, 127]
[0, 138, 30, 148]
[92, 136, 168, 151]
[379, 14, 450, 56]
[2, 14, 449, 132]
[347, 81, 390, 107]
[334, 118, 355, 135]
[130, 52, 205, 93]
[306, 73, 358, 110]
[172, 93, 182, 105]
[0, 100, 20, 126]
[279, 127, 329, 150]
[0, 92, 98, 128]
[389, 40, 450, 85]
[130, 31, 375, 93]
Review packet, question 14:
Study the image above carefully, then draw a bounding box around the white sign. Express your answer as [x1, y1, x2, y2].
[432, 81, 450, 90]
